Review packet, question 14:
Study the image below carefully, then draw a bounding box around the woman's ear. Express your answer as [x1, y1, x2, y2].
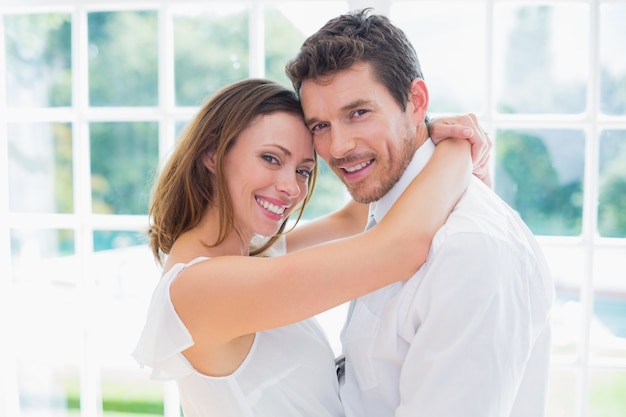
[202, 152, 217, 173]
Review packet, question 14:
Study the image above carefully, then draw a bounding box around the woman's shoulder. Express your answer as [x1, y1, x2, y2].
[163, 256, 210, 276]
[132, 259, 211, 380]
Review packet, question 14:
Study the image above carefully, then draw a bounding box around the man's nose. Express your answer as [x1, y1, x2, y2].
[328, 124, 356, 159]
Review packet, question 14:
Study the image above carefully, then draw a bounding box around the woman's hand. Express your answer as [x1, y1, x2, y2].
[428, 113, 493, 188]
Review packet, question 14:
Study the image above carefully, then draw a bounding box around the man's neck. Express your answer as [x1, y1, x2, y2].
[414, 122, 430, 151]
[369, 136, 435, 224]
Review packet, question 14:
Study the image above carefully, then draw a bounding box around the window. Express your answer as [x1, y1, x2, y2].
[1, 1, 625, 416]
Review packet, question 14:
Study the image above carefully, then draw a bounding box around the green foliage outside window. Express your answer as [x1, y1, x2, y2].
[264, 8, 307, 88]
[495, 129, 584, 236]
[88, 11, 158, 107]
[601, 68, 626, 116]
[497, 6, 586, 115]
[4, 13, 71, 107]
[174, 10, 249, 106]
[495, 5, 626, 237]
[599, 131, 626, 237]
[90, 121, 158, 215]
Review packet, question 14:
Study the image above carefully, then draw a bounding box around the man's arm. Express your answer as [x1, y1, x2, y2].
[286, 200, 368, 253]
[396, 233, 542, 417]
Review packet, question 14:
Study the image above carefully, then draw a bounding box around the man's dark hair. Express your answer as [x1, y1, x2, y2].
[285, 8, 424, 112]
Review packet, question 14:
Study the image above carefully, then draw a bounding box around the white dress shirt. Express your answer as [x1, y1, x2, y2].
[339, 139, 555, 417]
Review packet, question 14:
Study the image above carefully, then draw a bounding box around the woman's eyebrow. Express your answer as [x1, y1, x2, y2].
[269, 144, 315, 164]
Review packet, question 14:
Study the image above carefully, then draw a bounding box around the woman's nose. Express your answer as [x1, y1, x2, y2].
[276, 171, 301, 199]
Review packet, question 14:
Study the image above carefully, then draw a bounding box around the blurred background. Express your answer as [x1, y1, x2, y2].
[0, 0, 625, 416]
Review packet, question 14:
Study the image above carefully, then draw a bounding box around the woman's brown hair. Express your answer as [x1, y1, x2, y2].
[148, 79, 318, 265]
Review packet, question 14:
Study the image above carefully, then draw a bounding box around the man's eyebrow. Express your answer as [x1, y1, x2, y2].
[340, 99, 372, 113]
[305, 99, 373, 127]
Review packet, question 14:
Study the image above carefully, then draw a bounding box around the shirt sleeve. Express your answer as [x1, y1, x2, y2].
[131, 262, 196, 381]
[395, 232, 550, 417]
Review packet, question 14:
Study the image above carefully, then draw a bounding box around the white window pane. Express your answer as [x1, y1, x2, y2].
[391, 1, 486, 114]
[600, 3, 626, 116]
[4, 13, 72, 107]
[591, 248, 626, 360]
[494, 128, 585, 236]
[91, 246, 163, 416]
[17, 362, 80, 417]
[264, 1, 349, 87]
[589, 370, 626, 416]
[13, 255, 82, 416]
[8, 123, 73, 214]
[90, 122, 158, 215]
[174, 4, 249, 106]
[88, 11, 158, 107]
[598, 130, 626, 238]
[93, 230, 146, 252]
[545, 368, 579, 417]
[100, 373, 164, 416]
[545, 246, 585, 358]
[493, 3, 588, 114]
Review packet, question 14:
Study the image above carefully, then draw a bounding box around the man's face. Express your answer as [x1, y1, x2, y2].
[300, 62, 418, 203]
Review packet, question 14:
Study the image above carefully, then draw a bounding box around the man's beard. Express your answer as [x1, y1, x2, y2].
[341, 134, 416, 204]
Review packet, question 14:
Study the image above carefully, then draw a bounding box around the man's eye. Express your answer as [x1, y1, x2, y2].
[351, 109, 368, 118]
[311, 122, 329, 132]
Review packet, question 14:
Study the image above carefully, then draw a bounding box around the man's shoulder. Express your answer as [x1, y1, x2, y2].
[440, 179, 511, 229]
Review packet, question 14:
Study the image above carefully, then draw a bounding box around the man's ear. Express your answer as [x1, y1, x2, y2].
[202, 152, 217, 173]
[407, 78, 429, 124]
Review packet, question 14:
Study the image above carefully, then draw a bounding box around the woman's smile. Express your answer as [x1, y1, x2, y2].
[256, 196, 290, 219]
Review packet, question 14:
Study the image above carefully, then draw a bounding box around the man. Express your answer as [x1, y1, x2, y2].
[286, 9, 554, 417]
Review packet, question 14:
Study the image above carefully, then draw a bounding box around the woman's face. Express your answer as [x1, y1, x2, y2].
[223, 112, 315, 240]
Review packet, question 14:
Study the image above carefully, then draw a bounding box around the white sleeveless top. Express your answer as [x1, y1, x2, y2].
[132, 257, 344, 417]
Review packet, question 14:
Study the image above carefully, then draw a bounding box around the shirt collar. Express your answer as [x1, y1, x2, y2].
[369, 138, 435, 224]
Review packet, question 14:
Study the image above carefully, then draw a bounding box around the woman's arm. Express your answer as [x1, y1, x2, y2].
[171, 139, 471, 341]
[429, 113, 493, 188]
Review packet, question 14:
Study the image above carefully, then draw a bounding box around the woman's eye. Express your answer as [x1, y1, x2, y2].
[297, 169, 312, 179]
[262, 154, 279, 164]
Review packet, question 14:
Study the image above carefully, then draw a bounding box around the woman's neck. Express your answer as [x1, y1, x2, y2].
[196, 209, 251, 256]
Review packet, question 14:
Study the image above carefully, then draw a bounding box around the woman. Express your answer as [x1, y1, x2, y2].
[133, 78, 482, 416]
